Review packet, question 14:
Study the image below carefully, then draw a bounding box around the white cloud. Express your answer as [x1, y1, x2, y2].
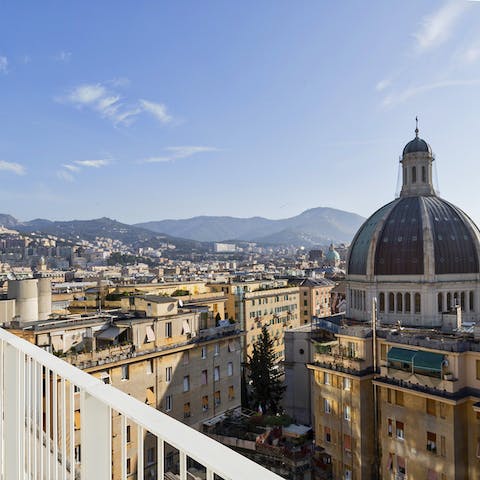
[75, 159, 110, 168]
[62, 164, 80, 172]
[59, 83, 173, 126]
[0, 160, 26, 175]
[54, 51, 72, 62]
[139, 99, 172, 124]
[382, 78, 480, 107]
[142, 146, 219, 164]
[461, 45, 480, 64]
[414, 1, 470, 53]
[0, 56, 8, 74]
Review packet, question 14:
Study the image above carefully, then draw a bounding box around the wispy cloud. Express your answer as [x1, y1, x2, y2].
[139, 99, 172, 124]
[57, 158, 110, 181]
[0, 56, 8, 74]
[75, 159, 110, 168]
[142, 146, 219, 164]
[414, 1, 470, 53]
[54, 50, 72, 62]
[0, 160, 26, 175]
[375, 79, 391, 92]
[58, 82, 173, 126]
[460, 45, 480, 64]
[382, 78, 480, 107]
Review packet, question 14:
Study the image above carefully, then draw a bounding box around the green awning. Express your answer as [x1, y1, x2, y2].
[387, 347, 416, 364]
[413, 351, 444, 372]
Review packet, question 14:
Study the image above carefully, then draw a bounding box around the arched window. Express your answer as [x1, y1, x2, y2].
[412, 166, 417, 183]
[422, 166, 426, 183]
[379, 293, 385, 312]
[438, 293, 443, 313]
[396, 293, 403, 313]
[461, 292, 465, 311]
[405, 293, 411, 313]
[414, 293, 421, 313]
[447, 292, 452, 311]
[470, 291, 474, 312]
[389, 292, 395, 312]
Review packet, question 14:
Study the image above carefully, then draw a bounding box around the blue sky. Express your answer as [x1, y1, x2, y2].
[1, 1, 480, 225]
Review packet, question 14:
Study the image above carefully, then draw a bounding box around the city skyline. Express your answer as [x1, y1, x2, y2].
[1, 1, 480, 225]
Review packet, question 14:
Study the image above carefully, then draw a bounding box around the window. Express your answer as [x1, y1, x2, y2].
[147, 447, 155, 466]
[476, 360, 480, 380]
[214, 391, 221, 406]
[303, 300, 308, 307]
[344, 469, 352, 480]
[165, 395, 172, 412]
[438, 293, 443, 313]
[426, 398, 436, 416]
[324, 426, 331, 443]
[379, 292, 385, 312]
[74, 445, 81, 463]
[202, 395, 209, 412]
[415, 293, 421, 313]
[343, 377, 351, 391]
[440, 435, 446, 457]
[343, 434, 352, 453]
[228, 385, 235, 400]
[412, 166, 417, 183]
[344, 405, 351, 421]
[214, 343, 220, 356]
[165, 322, 172, 338]
[201, 346, 207, 359]
[397, 456, 406, 475]
[389, 292, 395, 312]
[422, 165, 426, 183]
[380, 344, 387, 361]
[387, 418, 392, 437]
[126, 458, 131, 475]
[396, 421, 404, 439]
[470, 290, 474, 311]
[324, 398, 332, 414]
[183, 376, 190, 392]
[214, 366, 220, 382]
[126, 425, 131, 442]
[439, 402, 447, 419]
[146, 359, 154, 374]
[387, 388, 392, 404]
[227, 362, 233, 376]
[427, 431, 437, 453]
[405, 292, 411, 312]
[201, 369, 208, 385]
[121, 365, 129, 381]
[183, 350, 190, 365]
[165, 366, 172, 383]
[397, 293, 403, 312]
[183, 402, 191, 418]
[395, 390, 404, 406]
[324, 372, 331, 385]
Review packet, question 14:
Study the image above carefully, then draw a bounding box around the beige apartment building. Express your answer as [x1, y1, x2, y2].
[210, 280, 300, 362]
[11, 294, 242, 479]
[290, 278, 335, 324]
[308, 321, 480, 480]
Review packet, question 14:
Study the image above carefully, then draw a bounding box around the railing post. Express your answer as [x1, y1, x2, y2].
[80, 391, 111, 479]
[4, 344, 25, 480]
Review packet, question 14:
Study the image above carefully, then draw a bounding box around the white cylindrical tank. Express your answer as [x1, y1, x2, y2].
[7, 279, 39, 323]
[37, 278, 52, 321]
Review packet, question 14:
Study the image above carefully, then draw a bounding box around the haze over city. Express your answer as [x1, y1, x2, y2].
[1, 1, 480, 224]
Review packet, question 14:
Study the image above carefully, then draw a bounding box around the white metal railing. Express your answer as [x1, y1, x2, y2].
[0, 327, 282, 480]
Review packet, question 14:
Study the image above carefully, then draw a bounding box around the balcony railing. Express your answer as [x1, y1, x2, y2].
[0, 327, 282, 480]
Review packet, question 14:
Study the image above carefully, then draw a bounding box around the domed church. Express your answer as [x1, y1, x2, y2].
[346, 123, 480, 327]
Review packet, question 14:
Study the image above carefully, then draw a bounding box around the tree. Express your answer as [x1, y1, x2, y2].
[246, 326, 286, 414]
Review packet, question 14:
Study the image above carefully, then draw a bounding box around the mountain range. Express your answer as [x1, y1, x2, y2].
[0, 207, 364, 248]
[136, 207, 365, 246]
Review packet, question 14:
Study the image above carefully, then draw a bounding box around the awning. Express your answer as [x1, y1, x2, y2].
[413, 351, 444, 372]
[387, 347, 416, 364]
[96, 326, 126, 341]
[145, 325, 155, 342]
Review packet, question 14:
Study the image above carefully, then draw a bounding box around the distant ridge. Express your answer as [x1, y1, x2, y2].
[136, 207, 365, 246]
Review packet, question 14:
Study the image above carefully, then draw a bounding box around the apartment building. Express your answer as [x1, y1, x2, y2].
[10, 295, 242, 479]
[289, 278, 335, 324]
[210, 280, 300, 362]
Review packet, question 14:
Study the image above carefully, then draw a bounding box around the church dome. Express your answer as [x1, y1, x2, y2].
[347, 196, 480, 276]
[402, 136, 432, 155]
[325, 244, 340, 263]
